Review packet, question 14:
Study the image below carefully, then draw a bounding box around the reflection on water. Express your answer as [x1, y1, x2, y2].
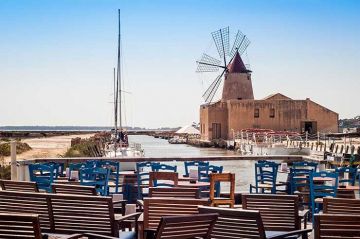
[129, 135, 287, 191]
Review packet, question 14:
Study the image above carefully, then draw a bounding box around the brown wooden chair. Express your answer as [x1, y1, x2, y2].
[336, 188, 356, 199]
[323, 197, 360, 215]
[149, 171, 178, 187]
[149, 187, 200, 198]
[209, 173, 235, 207]
[0, 190, 140, 239]
[143, 197, 209, 237]
[314, 214, 360, 239]
[0, 179, 39, 192]
[0, 213, 42, 239]
[51, 183, 97, 195]
[0, 213, 81, 239]
[155, 213, 218, 239]
[242, 194, 306, 231]
[198, 206, 311, 239]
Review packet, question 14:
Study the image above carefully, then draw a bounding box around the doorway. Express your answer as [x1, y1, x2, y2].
[301, 121, 317, 134]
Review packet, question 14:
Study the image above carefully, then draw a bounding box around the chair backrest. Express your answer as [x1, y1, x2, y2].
[98, 160, 120, 193]
[51, 183, 97, 196]
[293, 161, 318, 171]
[136, 161, 157, 172]
[46, 161, 65, 178]
[68, 162, 87, 179]
[254, 162, 279, 194]
[0, 213, 42, 239]
[143, 197, 209, 230]
[0, 190, 53, 232]
[0, 190, 118, 236]
[29, 163, 55, 192]
[323, 197, 360, 215]
[149, 171, 178, 187]
[155, 213, 218, 239]
[335, 167, 357, 186]
[49, 193, 116, 236]
[79, 167, 110, 195]
[242, 193, 300, 231]
[198, 206, 267, 239]
[152, 163, 177, 172]
[149, 187, 200, 198]
[209, 173, 235, 207]
[289, 167, 314, 194]
[0, 179, 39, 192]
[198, 165, 224, 181]
[184, 161, 209, 177]
[310, 171, 339, 199]
[314, 214, 360, 239]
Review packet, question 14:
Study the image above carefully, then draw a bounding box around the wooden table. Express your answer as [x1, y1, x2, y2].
[177, 181, 210, 188]
[337, 185, 360, 191]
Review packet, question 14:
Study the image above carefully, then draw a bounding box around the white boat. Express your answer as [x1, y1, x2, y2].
[104, 9, 144, 164]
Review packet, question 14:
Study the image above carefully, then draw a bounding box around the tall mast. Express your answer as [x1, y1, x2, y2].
[117, 9, 122, 150]
[114, 67, 117, 134]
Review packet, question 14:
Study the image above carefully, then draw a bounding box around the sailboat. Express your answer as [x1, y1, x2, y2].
[105, 9, 144, 160]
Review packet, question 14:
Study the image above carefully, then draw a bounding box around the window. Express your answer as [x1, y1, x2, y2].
[254, 108, 259, 118]
[270, 108, 275, 118]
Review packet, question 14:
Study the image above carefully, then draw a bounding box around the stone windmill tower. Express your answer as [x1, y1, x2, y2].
[196, 27, 253, 103]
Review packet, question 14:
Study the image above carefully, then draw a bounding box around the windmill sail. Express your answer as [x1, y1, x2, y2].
[212, 27, 230, 63]
[230, 30, 250, 59]
[196, 53, 222, 72]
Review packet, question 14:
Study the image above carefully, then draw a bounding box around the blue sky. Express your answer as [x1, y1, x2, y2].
[0, 0, 359, 128]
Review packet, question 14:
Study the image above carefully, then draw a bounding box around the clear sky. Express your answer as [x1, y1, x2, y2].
[0, 0, 359, 128]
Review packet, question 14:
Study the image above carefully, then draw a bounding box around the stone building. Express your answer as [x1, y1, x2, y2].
[199, 52, 339, 140]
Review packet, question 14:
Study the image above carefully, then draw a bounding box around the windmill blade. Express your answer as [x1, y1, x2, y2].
[211, 27, 230, 64]
[202, 69, 227, 103]
[196, 53, 222, 72]
[230, 30, 250, 58]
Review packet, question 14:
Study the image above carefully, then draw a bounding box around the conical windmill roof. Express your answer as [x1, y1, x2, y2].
[228, 51, 249, 73]
[175, 125, 200, 135]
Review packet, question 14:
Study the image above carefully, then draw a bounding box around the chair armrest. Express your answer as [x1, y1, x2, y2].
[299, 209, 310, 229]
[83, 233, 118, 239]
[115, 212, 142, 222]
[113, 199, 127, 205]
[62, 234, 84, 239]
[267, 229, 312, 239]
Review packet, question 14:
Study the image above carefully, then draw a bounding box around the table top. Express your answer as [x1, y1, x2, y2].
[177, 181, 210, 188]
[338, 185, 360, 191]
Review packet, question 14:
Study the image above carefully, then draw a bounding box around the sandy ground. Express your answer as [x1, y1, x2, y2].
[3, 133, 95, 162]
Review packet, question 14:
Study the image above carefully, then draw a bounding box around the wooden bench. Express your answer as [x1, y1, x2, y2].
[323, 197, 360, 215]
[0, 212, 82, 239]
[148, 187, 200, 198]
[242, 194, 306, 231]
[0, 190, 140, 238]
[0, 179, 39, 192]
[51, 183, 97, 195]
[155, 214, 217, 239]
[314, 214, 360, 239]
[142, 197, 209, 238]
[198, 206, 311, 239]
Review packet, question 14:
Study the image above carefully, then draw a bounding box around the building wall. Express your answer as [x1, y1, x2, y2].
[200, 102, 228, 140]
[226, 99, 308, 137]
[306, 99, 339, 133]
[200, 98, 339, 140]
[222, 73, 254, 101]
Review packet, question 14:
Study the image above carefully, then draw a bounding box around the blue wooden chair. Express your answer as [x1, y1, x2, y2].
[335, 167, 357, 186]
[183, 161, 209, 177]
[98, 161, 120, 193]
[309, 171, 338, 223]
[79, 167, 110, 196]
[43, 162, 65, 178]
[68, 163, 87, 180]
[250, 161, 280, 194]
[151, 163, 177, 172]
[198, 165, 223, 197]
[136, 162, 157, 199]
[29, 163, 55, 192]
[293, 161, 318, 171]
[85, 160, 99, 168]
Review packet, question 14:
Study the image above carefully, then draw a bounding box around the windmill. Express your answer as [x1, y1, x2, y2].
[196, 27, 251, 103]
